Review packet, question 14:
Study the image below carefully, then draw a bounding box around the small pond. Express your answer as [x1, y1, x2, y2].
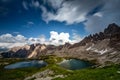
[59, 59, 93, 70]
[4, 60, 47, 69]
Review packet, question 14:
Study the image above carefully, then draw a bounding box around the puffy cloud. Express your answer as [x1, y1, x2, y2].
[15, 35, 26, 42]
[41, 0, 103, 24]
[40, 5, 55, 23]
[38, 35, 46, 44]
[71, 33, 82, 44]
[30, 0, 40, 8]
[44, 0, 64, 9]
[27, 31, 82, 46]
[0, 33, 14, 43]
[84, 0, 120, 33]
[49, 31, 71, 45]
[0, 43, 26, 49]
[21, 0, 120, 34]
[22, 0, 40, 10]
[0, 31, 82, 48]
[93, 12, 103, 18]
[28, 31, 74, 46]
[0, 34, 27, 48]
[0, 33, 26, 43]
[0, 33, 45, 48]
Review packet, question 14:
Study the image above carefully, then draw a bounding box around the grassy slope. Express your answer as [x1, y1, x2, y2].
[0, 56, 120, 80]
[0, 59, 45, 80]
[54, 65, 120, 80]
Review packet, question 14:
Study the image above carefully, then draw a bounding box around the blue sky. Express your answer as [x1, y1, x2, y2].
[0, 0, 87, 38]
[0, 0, 120, 48]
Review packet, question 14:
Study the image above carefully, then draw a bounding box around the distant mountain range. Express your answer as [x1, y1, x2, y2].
[1, 23, 120, 65]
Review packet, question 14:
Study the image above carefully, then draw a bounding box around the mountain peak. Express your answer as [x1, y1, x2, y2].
[71, 23, 120, 47]
[104, 23, 120, 34]
[108, 23, 119, 27]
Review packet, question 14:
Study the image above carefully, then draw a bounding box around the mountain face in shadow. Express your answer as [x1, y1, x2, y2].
[1, 23, 120, 65]
[71, 23, 120, 47]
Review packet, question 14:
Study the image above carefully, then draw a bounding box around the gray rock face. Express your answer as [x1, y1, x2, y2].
[24, 69, 65, 80]
[24, 69, 54, 80]
[1, 44, 47, 58]
[53, 23, 120, 64]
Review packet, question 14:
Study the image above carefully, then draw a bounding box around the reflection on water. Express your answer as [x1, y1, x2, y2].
[59, 59, 93, 70]
[4, 60, 47, 69]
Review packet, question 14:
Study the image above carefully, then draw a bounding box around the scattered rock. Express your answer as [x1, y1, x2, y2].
[24, 69, 65, 80]
[117, 71, 120, 74]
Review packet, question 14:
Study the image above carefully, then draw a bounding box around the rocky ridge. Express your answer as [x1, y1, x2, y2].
[1, 23, 120, 65]
[53, 23, 120, 64]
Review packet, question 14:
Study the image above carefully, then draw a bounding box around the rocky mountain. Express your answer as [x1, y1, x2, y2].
[54, 23, 120, 64]
[1, 23, 120, 65]
[1, 42, 72, 58]
[1, 44, 47, 58]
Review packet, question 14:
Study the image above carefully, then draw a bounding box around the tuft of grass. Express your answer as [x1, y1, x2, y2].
[53, 64, 120, 80]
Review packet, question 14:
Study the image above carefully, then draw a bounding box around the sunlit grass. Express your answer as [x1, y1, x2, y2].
[54, 64, 120, 80]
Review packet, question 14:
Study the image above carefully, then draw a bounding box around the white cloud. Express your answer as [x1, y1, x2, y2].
[0, 34, 27, 48]
[39, 35, 46, 44]
[40, 5, 55, 23]
[44, 0, 64, 9]
[0, 33, 26, 43]
[40, 0, 120, 33]
[48, 31, 83, 45]
[84, 0, 120, 33]
[27, 31, 82, 46]
[49, 31, 71, 45]
[0, 31, 82, 48]
[0, 33, 45, 48]
[0, 33, 15, 43]
[27, 35, 47, 44]
[30, 0, 40, 8]
[94, 12, 103, 17]
[71, 33, 82, 44]
[28, 38, 39, 44]
[22, 0, 40, 10]
[0, 43, 26, 49]
[41, 0, 103, 24]
[22, 1, 29, 10]
[15, 35, 26, 42]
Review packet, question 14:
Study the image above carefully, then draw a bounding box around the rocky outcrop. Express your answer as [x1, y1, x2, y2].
[1, 23, 120, 65]
[70, 23, 120, 47]
[28, 44, 46, 58]
[24, 69, 65, 80]
[1, 44, 47, 58]
[53, 23, 120, 64]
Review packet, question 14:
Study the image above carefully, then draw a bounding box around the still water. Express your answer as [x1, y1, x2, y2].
[4, 60, 47, 69]
[59, 59, 93, 70]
